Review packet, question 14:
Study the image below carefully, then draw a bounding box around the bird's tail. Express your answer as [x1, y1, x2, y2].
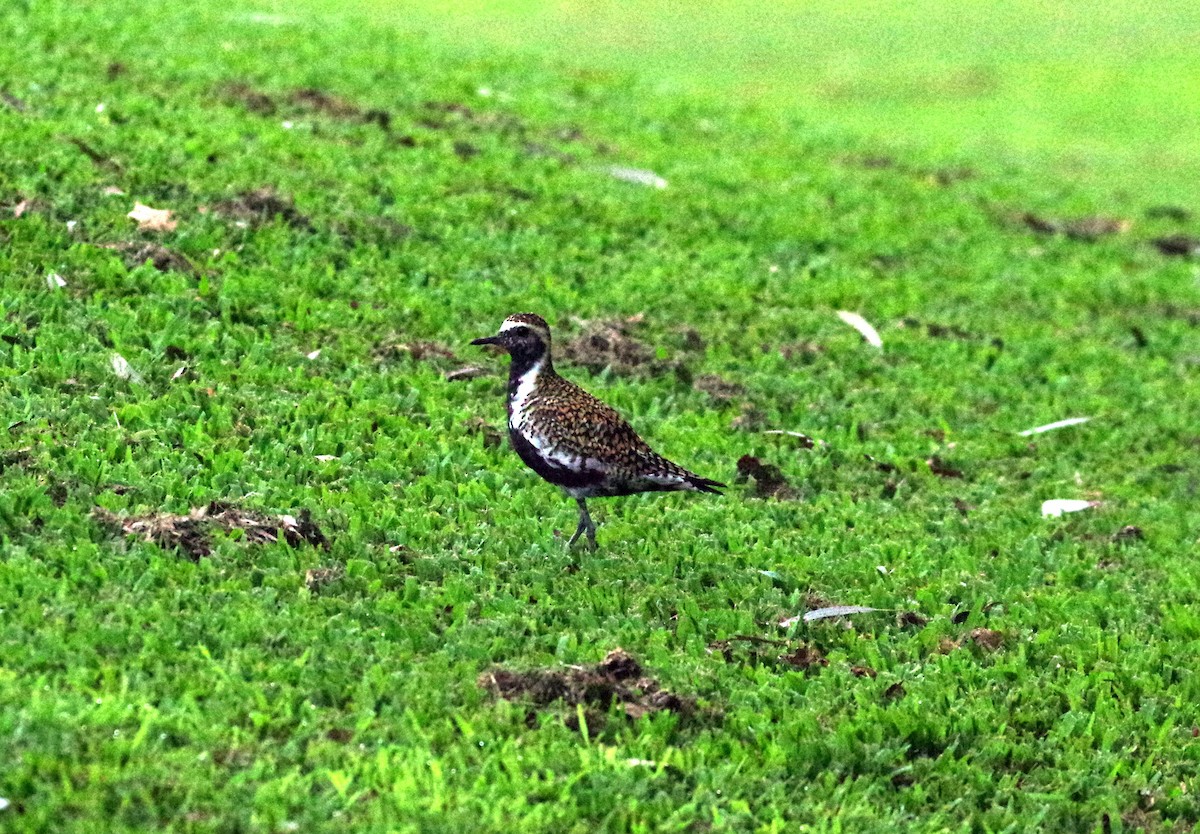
[686, 474, 726, 494]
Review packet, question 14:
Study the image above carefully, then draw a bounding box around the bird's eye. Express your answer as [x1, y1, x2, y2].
[514, 326, 531, 337]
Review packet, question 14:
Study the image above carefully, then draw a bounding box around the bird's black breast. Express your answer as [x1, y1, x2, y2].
[509, 427, 604, 490]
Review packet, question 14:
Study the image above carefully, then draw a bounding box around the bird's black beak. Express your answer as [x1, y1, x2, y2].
[471, 335, 501, 347]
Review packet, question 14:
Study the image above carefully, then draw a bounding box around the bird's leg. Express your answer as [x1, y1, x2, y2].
[567, 497, 597, 550]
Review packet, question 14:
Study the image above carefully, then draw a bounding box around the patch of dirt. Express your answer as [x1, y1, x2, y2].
[349, 215, 413, 244]
[706, 635, 786, 658]
[706, 634, 826, 670]
[93, 502, 328, 560]
[223, 82, 277, 115]
[692, 373, 745, 403]
[100, 241, 195, 275]
[561, 317, 679, 378]
[211, 187, 312, 230]
[289, 87, 362, 120]
[420, 100, 526, 135]
[883, 682, 906, 701]
[953, 498, 975, 516]
[452, 141, 481, 160]
[930, 166, 975, 186]
[1112, 525, 1144, 543]
[926, 456, 964, 479]
[902, 317, 975, 340]
[851, 665, 878, 678]
[1152, 234, 1200, 257]
[896, 611, 929, 628]
[221, 83, 391, 129]
[1022, 212, 1130, 241]
[780, 645, 828, 670]
[730, 404, 768, 432]
[305, 565, 345, 592]
[0, 447, 33, 472]
[968, 628, 1005, 650]
[736, 455, 796, 499]
[374, 337, 458, 364]
[864, 454, 897, 474]
[777, 341, 825, 361]
[10, 196, 49, 218]
[1, 89, 27, 112]
[463, 417, 503, 449]
[478, 648, 694, 727]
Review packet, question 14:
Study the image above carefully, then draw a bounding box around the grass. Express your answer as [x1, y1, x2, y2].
[2, 1, 1200, 831]
[386, 0, 1200, 207]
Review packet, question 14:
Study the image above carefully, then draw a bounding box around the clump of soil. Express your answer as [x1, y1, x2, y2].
[212, 187, 312, 230]
[1022, 212, 1130, 240]
[926, 456, 964, 479]
[100, 241, 195, 275]
[1152, 234, 1200, 257]
[561, 317, 680, 378]
[478, 648, 694, 726]
[221, 82, 391, 129]
[693, 373, 745, 403]
[93, 502, 328, 560]
[707, 635, 828, 671]
[735, 455, 796, 499]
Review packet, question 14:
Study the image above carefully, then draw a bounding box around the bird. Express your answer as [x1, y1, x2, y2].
[470, 312, 724, 549]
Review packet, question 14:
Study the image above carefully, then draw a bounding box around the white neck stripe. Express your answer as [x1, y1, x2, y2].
[509, 359, 543, 425]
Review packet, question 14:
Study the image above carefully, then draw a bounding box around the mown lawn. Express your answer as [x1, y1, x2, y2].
[2, 2, 1200, 832]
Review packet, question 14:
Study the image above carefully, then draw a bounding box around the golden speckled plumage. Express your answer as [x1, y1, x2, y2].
[511, 370, 702, 495]
[472, 312, 724, 549]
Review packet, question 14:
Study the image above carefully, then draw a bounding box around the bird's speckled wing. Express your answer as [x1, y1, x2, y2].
[514, 373, 695, 487]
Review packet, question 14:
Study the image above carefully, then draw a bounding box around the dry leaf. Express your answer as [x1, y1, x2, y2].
[763, 430, 820, 448]
[1018, 417, 1090, 436]
[314, 454, 338, 462]
[46, 272, 67, 290]
[836, 311, 883, 348]
[1041, 499, 1096, 517]
[779, 605, 881, 628]
[110, 353, 143, 384]
[605, 165, 668, 189]
[127, 202, 177, 232]
[803, 605, 880, 623]
[306, 349, 321, 360]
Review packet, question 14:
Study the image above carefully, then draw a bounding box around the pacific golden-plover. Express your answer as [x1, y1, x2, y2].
[471, 313, 724, 549]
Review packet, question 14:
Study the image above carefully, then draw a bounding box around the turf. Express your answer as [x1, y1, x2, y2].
[2, 2, 1200, 832]
[389, 0, 1200, 207]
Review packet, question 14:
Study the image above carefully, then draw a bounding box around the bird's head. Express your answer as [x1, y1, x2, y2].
[471, 313, 552, 362]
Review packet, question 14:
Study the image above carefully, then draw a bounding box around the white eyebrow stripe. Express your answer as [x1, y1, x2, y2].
[499, 319, 526, 332]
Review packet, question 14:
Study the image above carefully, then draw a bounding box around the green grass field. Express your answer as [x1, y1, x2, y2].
[2, 1, 1200, 831]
